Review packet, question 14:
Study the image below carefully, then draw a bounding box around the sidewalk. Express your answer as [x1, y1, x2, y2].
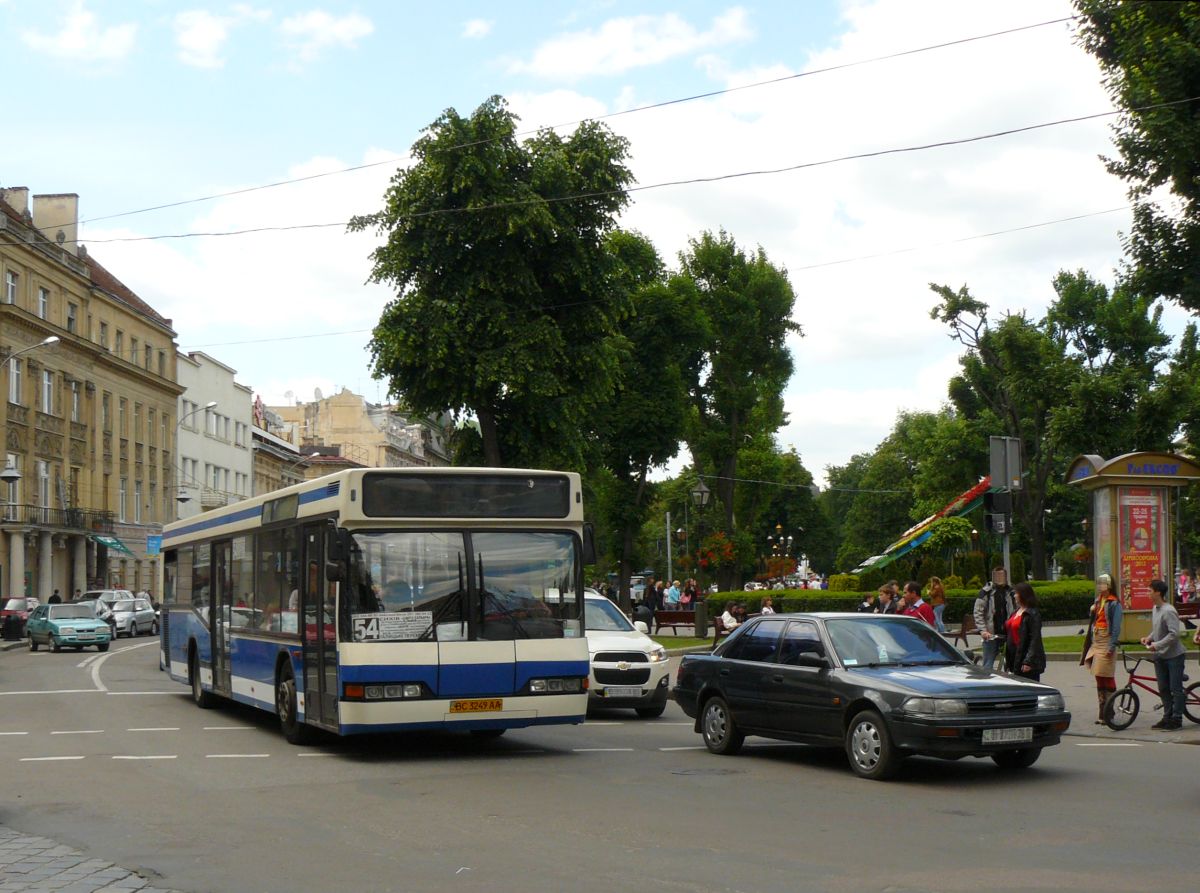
[0, 825, 181, 892]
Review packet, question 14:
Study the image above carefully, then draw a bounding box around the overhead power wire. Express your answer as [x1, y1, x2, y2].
[76, 15, 1078, 226]
[177, 202, 1128, 350]
[23, 95, 1185, 249]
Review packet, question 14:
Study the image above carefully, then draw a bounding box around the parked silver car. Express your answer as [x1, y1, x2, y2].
[110, 598, 157, 637]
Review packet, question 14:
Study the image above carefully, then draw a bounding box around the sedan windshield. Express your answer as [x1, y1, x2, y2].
[825, 617, 963, 667]
[49, 605, 96, 621]
[3, 598, 25, 612]
[585, 598, 633, 632]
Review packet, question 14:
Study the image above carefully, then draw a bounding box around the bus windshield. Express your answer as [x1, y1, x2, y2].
[340, 530, 581, 642]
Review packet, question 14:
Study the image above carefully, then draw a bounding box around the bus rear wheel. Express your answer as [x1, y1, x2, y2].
[277, 667, 314, 745]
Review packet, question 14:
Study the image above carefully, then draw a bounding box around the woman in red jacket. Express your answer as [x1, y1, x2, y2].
[1005, 583, 1047, 681]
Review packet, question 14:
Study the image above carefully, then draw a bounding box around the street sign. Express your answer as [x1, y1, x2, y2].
[989, 436, 1022, 491]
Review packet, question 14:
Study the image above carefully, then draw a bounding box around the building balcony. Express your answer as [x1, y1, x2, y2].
[0, 504, 115, 533]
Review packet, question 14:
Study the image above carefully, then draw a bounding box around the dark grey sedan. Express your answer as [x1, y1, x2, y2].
[673, 613, 1072, 780]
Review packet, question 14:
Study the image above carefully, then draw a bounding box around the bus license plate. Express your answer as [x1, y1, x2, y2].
[604, 686, 642, 698]
[983, 727, 1032, 744]
[449, 699, 503, 714]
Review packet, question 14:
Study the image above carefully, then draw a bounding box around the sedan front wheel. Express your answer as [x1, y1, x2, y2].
[701, 696, 744, 755]
[845, 709, 901, 780]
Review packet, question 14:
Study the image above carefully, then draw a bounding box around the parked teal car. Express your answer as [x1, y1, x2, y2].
[27, 603, 112, 652]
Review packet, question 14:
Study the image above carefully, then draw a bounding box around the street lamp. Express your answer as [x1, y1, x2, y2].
[177, 400, 218, 429]
[282, 451, 321, 484]
[1, 335, 60, 364]
[691, 480, 711, 588]
[1, 463, 20, 522]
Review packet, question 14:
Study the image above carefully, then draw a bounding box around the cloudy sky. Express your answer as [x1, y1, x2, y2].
[3, 0, 1190, 483]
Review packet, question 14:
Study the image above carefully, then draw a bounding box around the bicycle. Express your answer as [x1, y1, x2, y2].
[1103, 649, 1200, 730]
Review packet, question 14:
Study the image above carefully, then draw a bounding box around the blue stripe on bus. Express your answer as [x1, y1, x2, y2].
[339, 663, 438, 689]
[163, 482, 340, 543]
[438, 662, 516, 697]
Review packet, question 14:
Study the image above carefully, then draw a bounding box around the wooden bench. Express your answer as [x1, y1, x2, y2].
[712, 616, 734, 647]
[951, 612, 982, 649]
[653, 609, 695, 635]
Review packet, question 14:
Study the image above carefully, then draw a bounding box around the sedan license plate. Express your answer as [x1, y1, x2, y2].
[77, 634, 94, 640]
[604, 686, 643, 698]
[449, 698, 503, 714]
[983, 727, 1033, 745]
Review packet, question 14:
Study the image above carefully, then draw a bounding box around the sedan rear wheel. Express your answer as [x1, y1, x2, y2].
[845, 709, 901, 780]
[701, 696, 744, 755]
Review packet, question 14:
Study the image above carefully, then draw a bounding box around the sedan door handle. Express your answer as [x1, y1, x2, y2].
[771, 675, 783, 683]
[719, 669, 730, 676]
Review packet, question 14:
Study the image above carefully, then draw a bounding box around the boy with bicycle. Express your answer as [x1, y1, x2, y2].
[1142, 579, 1186, 731]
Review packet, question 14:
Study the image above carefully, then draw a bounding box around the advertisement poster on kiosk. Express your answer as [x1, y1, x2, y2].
[1118, 487, 1167, 610]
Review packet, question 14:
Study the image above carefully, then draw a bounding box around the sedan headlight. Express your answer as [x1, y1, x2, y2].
[1037, 693, 1066, 712]
[648, 646, 668, 663]
[60, 627, 76, 635]
[903, 697, 969, 717]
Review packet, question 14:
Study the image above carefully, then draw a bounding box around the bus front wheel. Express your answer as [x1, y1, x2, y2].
[277, 667, 314, 745]
[190, 650, 214, 709]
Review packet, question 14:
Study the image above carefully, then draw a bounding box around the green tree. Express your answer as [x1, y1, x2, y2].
[678, 231, 801, 587]
[1075, 1, 1200, 311]
[350, 95, 634, 467]
[593, 231, 705, 608]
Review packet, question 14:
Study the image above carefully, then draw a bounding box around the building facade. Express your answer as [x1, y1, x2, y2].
[175, 351, 253, 519]
[251, 397, 305, 495]
[1, 187, 182, 599]
[270, 388, 452, 469]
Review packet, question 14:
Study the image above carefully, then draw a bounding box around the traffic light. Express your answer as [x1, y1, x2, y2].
[984, 490, 1012, 514]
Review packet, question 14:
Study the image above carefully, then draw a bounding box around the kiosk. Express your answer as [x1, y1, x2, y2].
[1066, 451, 1200, 640]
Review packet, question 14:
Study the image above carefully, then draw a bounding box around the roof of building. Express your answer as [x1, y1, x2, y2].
[85, 254, 174, 332]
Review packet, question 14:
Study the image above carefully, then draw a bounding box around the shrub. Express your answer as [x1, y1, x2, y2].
[1011, 552, 1027, 583]
[827, 574, 860, 592]
[858, 568, 885, 592]
[942, 574, 963, 590]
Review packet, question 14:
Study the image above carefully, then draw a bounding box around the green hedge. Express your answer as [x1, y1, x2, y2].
[704, 579, 1096, 623]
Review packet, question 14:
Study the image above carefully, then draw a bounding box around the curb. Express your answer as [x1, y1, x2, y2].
[1, 639, 25, 652]
[1065, 727, 1200, 745]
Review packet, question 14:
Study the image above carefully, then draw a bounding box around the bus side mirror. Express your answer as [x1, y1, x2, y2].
[325, 527, 352, 583]
[582, 522, 597, 565]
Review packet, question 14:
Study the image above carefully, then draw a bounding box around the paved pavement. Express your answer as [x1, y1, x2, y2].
[0, 827, 180, 892]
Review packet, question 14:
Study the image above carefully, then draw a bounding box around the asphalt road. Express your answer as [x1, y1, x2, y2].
[1, 641, 1195, 893]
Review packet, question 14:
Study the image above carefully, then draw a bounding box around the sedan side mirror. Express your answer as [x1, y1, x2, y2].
[633, 620, 649, 635]
[961, 649, 977, 664]
[795, 652, 829, 669]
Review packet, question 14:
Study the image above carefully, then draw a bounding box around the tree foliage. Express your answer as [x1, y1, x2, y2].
[351, 95, 634, 468]
[678, 231, 801, 584]
[1075, 1, 1200, 311]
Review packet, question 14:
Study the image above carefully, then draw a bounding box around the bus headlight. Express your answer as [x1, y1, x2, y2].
[529, 677, 583, 693]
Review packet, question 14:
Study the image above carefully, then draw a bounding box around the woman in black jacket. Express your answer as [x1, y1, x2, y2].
[1005, 582, 1047, 681]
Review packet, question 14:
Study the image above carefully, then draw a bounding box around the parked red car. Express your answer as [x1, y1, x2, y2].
[1, 597, 37, 638]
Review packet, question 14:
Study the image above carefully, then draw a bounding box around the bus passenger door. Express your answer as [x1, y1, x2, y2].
[302, 524, 339, 728]
[212, 541, 232, 696]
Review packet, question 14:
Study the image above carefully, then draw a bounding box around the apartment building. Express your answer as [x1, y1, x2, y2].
[1, 188, 182, 599]
[175, 351, 253, 519]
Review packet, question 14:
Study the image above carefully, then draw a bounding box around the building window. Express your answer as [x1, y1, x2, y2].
[67, 303, 77, 333]
[205, 407, 216, 436]
[157, 350, 165, 376]
[130, 337, 138, 363]
[7, 358, 21, 405]
[37, 461, 49, 522]
[119, 398, 127, 436]
[3, 453, 18, 512]
[115, 331, 123, 356]
[145, 344, 152, 369]
[4, 271, 16, 304]
[102, 392, 111, 431]
[147, 409, 156, 445]
[134, 482, 143, 524]
[41, 370, 53, 414]
[99, 322, 109, 350]
[134, 404, 142, 442]
[37, 287, 49, 319]
[118, 477, 127, 522]
[70, 381, 80, 422]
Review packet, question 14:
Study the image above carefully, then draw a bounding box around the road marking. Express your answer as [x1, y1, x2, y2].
[105, 691, 177, 695]
[203, 726, 253, 731]
[572, 747, 635, 752]
[296, 752, 337, 758]
[0, 689, 98, 696]
[51, 729, 103, 735]
[584, 722, 624, 726]
[21, 756, 85, 762]
[0, 732, 29, 736]
[113, 755, 177, 760]
[205, 753, 270, 759]
[128, 727, 180, 732]
[1074, 742, 1142, 747]
[659, 746, 705, 751]
[89, 640, 158, 692]
[655, 722, 695, 726]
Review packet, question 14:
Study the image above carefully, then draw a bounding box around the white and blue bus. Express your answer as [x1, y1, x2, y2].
[160, 468, 593, 743]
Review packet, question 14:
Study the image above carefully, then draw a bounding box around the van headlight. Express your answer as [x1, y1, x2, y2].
[648, 646, 668, 663]
[903, 697, 968, 717]
[1037, 693, 1065, 712]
